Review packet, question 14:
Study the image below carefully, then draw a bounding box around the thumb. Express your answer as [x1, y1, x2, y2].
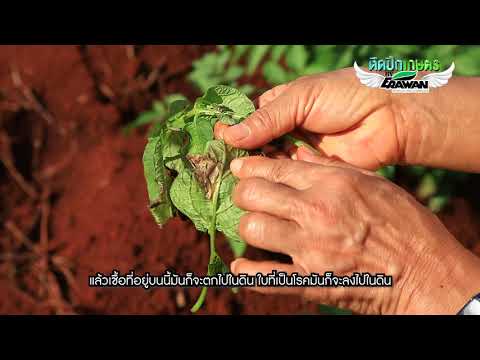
[222, 92, 299, 149]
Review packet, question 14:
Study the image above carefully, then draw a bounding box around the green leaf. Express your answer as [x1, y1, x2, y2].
[283, 134, 319, 154]
[388, 45, 420, 57]
[153, 101, 167, 114]
[302, 62, 329, 76]
[185, 117, 214, 154]
[238, 83, 255, 96]
[246, 45, 271, 75]
[224, 65, 244, 82]
[167, 104, 194, 129]
[416, 173, 437, 200]
[215, 48, 232, 73]
[357, 45, 371, 58]
[271, 45, 289, 62]
[163, 129, 189, 173]
[406, 165, 427, 177]
[306, 46, 338, 73]
[169, 140, 248, 254]
[143, 134, 175, 226]
[286, 45, 309, 72]
[263, 60, 290, 85]
[164, 93, 187, 106]
[208, 253, 229, 275]
[188, 53, 225, 92]
[455, 47, 480, 76]
[431, 168, 447, 182]
[336, 47, 354, 69]
[170, 169, 211, 232]
[200, 85, 255, 124]
[192, 52, 218, 74]
[123, 110, 164, 134]
[232, 45, 251, 63]
[376, 165, 396, 180]
[428, 195, 450, 213]
[217, 176, 247, 257]
[166, 95, 189, 117]
[143, 86, 255, 311]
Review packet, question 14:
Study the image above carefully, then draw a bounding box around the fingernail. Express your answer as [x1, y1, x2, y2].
[225, 123, 250, 142]
[230, 259, 240, 274]
[215, 123, 225, 140]
[300, 145, 314, 155]
[230, 158, 243, 174]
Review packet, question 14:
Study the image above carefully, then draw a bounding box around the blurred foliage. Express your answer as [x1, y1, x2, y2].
[187, 44, 479, 213]
[129, 45, 479, 214]
[405, 165, 469, 213]
[188, 45, 256, 96]
[189, 45, 480, 94]
[122, 93, 187, 135]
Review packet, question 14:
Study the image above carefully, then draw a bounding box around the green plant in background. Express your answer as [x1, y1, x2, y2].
[189, 44, 480, 89]
[123, 94, 187, 135]
[188, 45, 255, 96]
[408, 166, 469, 213]
[376, 164, 469, 213]
[376, 165, 396, 180]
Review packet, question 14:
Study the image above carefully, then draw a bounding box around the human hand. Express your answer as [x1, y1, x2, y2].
[216, 68, 405, 170]
[229, 148, 480, 314]
[216, 69, 480, 173]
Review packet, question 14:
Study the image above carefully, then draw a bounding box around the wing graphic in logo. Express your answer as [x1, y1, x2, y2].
[353, 61, 385, 88]
[421, 62, 455, 88]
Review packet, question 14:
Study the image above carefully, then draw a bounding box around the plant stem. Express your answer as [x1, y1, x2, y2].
[190, 143, 226, 313]
[283, 134, 319, 154]
[190, 287, 208, 313]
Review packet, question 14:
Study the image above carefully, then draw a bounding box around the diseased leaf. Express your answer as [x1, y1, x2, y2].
[186, 153, 220, 200]
[142, 85, 256, 311]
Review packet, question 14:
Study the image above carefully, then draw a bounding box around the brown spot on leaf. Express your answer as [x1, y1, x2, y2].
[186, 154, 220, 199]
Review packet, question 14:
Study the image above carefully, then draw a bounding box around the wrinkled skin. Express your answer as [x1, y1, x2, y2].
[215, 68, 480, 314]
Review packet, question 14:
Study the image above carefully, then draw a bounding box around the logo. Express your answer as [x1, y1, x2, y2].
[354, 57, 455, 93]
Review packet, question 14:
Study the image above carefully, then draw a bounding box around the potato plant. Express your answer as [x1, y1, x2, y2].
[141, 85, 313, 312]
